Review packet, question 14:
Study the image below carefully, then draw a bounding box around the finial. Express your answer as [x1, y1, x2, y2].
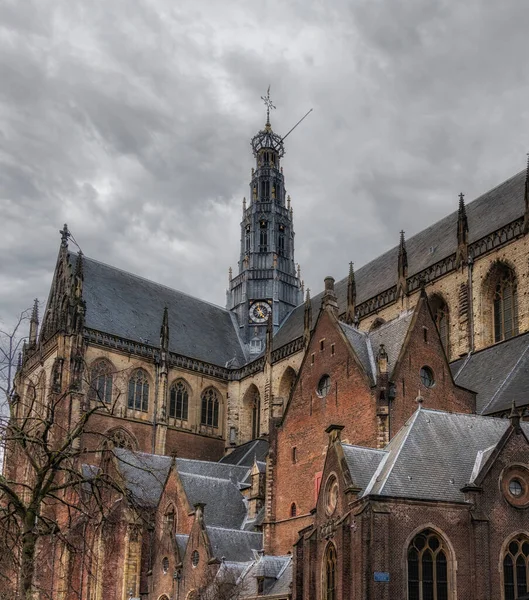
[301, 279, 304, 295]
[75, 250, 84, 277]
[17, 351, 22, 370]
[399, 230, 406, 248]
[415, 390, 424, 404]
[287, 195, 291, 210]
[458, 192, 465, 208]
[509, 400, 521, 431]
[353, 311, 360, 328]
[306, 288, 311, 302]
[243, 197, 246, 211]
[60, 223, 70, 248]
[297, 264, 301, 279]
[261, 85, 276, 127]
[31, 298, 39, 324]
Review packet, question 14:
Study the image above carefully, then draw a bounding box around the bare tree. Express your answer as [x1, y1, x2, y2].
[0, 308, 31, 412]
[0, 359, 134, 600]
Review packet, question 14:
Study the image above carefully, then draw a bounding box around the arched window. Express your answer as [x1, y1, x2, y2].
[278, 225, 286, 256]
[128, 369, 149, 412]
[245, 225, 251, 253]
[201, 388, 219, 428]
[407, 529, 449, 600]
[164, 506, 176, 533]
[430, 295, 449, 354]
[259, 221, 268, 252]
[169, 380, 189, 420]
[104, 428, 137, 451]
[290, 503, 297, 517]
[89, 360, 113, 404]
[323, 543, 337, 600]
[494, 268, 518, 342]
[503, 534, 529, 599]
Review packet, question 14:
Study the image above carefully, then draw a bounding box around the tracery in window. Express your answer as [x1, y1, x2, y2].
[429, 295, 449, 354]
[104, 428, 137, 451]
[169, 380, 189, 420]
[201, 388, 220, 428]
[494, 268, 518, 342]
[503, 534, 529, 600]
[89, 360, 113, 404]
[128, 369, 149, 412]
[407, 529, 449, 600]
[323, 543, 337, 600]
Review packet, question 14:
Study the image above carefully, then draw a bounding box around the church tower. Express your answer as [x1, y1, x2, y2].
[227, 90, 302, 355]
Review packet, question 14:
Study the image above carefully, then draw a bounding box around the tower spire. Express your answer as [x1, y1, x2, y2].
[29, 298, 39, 346]
[345, 261, 356, 325]
[456, 192, 469, 268]
[396, 230, 408, 299]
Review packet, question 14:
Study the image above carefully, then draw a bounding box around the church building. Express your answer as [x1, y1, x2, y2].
[5, 94, 529, 600]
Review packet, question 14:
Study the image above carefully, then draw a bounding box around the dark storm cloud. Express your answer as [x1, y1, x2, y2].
[1, 0, 528, 332]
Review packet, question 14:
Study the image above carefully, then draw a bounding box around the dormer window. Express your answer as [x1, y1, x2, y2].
[249, 338, 262, 354]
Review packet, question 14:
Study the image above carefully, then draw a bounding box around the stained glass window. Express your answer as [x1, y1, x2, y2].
[169, 380, 189, 420]
[128, 369, 149, 412]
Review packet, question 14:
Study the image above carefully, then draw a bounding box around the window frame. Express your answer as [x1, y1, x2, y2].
[407, 529, 450, 600]
[169, 380, 189, 421]
[127, 369, 150, 412]
[201, 388, 220, 428]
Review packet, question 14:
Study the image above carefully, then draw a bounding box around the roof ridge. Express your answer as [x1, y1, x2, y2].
[78, 253, 232, 314]
[341, 443, 386, 453]
[179, 472, 243, 484]
[178, 457, 248, 470]
[206, 525, 263, 534]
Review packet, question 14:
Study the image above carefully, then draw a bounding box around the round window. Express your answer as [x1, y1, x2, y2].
[162, 556, 169, 574]
[509, 478, 524, 497]
[317, 375, 331, 398]
[325, 475, 339, 515]
[420, 366, 435, 388]
[191, 550, 199, 568]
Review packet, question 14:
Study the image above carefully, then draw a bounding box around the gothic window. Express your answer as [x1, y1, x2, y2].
[104, 428, 137, 451]
[323, 543, 337, 600]
[430, 295, 449, 353]
[261, 180, 270, 199]
[278, 225, 285, 256]
[290, 503, 297, 517]
[503, 535, 529, 600]
[169, 380, 189, 420]
[494, 268, 518, 342]
[164, 506, 176, 533]
[260, 221, 268, 252]
[252, 394, 261, 439]
[407, 529, 449, 600]
[89, 360, 113, 404]
[201, 388, 220, 428]
[128, 369, 149, 412]
[245, 225, 251, 253]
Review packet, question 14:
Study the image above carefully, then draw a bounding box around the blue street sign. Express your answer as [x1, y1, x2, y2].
[374, 571, 390, 582]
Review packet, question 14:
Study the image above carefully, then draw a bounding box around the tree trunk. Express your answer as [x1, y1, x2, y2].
[19, 513, 37, 600]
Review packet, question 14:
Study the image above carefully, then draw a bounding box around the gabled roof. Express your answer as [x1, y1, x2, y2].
[451, 332, 529, 414]
[206, 526, 263, 562]
[341, 445, 386, 491]
[239, 555, 292, 598]
[362, 409, 510, 503]
[273, 169, 526, 350]
[219, 439, 270, 467]
[113, 448, 172, 508]
[175, 534, 189, 559]
[179, 472, 248, 529]
[74, 253, 247, 367]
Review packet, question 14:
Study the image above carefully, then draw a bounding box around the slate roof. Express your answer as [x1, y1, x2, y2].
[273, 169, 527, 350]
[179, 472, 247, 529]
[341, 445, 386, 491]
[338, 310, 414, 383]
[361, 408, 510, 503]
[206, 526, 263, 561]
[113, 448, 172, 508]
[176, 457, 250, 483]
[240, 555, 292, 598]
[75, 254, 247, 367]
[220, 439, 270, 466]
[451, 332, 529, 415]
[175, 534, 189, 559]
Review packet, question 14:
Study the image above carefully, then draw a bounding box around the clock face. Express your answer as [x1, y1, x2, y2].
[249, 301, 272, 324]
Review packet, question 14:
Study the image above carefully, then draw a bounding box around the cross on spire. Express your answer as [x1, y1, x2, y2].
[59, 223, 70, 248]
[261, 85, 276, 126]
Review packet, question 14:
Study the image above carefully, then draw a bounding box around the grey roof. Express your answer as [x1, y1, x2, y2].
[341, 445, 386, 491]
[175, 534, 189, 559]
[240, 556, 292, 598]
[179, 472, 247, 529]
[451, 332, 529, 414]
[206, 526, 263, 561]
[75, 254, 246, 367]
[273, 169, 526, 350]
[339, 324, 374, 383]
[368, 311, 414, 374]
[363, 408, 510, 503]
[114, 448, 172, 508]
[176, 457, 250, 484]
[220, 439, 270, 467]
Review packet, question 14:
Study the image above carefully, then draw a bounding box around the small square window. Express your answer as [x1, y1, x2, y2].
[320, 339, 325, 351]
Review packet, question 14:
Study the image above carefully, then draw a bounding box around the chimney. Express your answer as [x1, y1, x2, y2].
[321, 276, 338, 315]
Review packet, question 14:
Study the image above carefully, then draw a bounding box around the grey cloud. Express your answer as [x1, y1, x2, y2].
[1, 0, 528, 333]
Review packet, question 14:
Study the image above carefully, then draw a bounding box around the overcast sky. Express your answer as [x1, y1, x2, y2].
[1, 0, 529, 332]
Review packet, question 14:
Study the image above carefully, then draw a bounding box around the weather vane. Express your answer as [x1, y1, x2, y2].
[261, 85, 276, 124]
